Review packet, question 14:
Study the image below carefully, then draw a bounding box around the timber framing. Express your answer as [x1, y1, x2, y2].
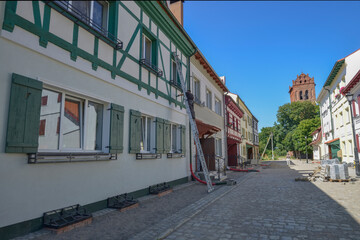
[1, 1, 198, 109]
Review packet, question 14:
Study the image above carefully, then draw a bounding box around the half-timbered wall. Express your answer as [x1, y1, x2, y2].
[0, 1, 195, 233]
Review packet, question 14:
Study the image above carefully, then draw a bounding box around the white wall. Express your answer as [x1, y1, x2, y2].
[0, 1, 192, 228]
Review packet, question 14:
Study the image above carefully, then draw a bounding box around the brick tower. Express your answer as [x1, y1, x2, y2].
[289, 73, 316, 103]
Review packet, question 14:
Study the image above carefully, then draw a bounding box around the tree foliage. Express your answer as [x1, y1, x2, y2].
[259, 101, 320, 158]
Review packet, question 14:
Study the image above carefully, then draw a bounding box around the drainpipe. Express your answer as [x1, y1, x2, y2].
[223, 92, 229, 176]
[187, 55, 193, 178]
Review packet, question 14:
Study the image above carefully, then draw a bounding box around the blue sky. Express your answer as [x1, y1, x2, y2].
[183, 1, 360, 131]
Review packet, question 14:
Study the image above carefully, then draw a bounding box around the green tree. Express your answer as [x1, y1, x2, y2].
[277, 101, 319, 132]
[259, 126, 273, 155]
[292, 118, 321, 153]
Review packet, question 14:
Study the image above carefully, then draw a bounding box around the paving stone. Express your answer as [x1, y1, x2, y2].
[16, 160, 360, 240]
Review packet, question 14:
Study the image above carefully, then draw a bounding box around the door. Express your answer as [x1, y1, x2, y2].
[199, 137, 215, 171]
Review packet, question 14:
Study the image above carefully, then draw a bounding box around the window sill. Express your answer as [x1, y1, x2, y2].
[28, 152, 117, 164]
[167, 153, 185, 158]
[136, 153, 161, 160]
[139, 59, 163, 77]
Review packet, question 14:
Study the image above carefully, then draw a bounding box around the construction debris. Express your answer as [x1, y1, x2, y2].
[302, 159, 355, 183]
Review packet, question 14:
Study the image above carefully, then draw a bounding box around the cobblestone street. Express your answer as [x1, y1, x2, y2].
[164, 161, 360, 240]
[16, 160, 360, 240]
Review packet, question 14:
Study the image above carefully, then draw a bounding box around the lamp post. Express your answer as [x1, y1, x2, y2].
[345, 93, 360, 176]
[305, 136, 308, 163]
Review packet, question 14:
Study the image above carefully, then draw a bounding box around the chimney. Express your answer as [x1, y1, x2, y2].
[170, 0, 184, 26]
[220, 76, 226, 85]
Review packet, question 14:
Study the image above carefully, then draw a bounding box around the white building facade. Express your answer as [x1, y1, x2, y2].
[318, 49, 360, 163]
[0, 1, 198, 238]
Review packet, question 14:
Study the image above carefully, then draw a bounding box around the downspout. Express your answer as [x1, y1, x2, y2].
[224, 93, 229, 175]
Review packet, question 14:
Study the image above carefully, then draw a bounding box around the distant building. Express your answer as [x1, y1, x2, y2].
[289, 73, 316, 102]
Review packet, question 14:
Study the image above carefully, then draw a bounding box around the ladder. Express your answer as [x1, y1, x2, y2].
[173, 53, 214, 193]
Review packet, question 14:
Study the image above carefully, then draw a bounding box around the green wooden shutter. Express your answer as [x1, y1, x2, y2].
[6, 73, 43, 153]
[109, 103, 124, 153]
[129, 109, 141, 153]
[181, 125, 186, 154]
[155, 117, 164, 153]
[163, 120, 171, 153]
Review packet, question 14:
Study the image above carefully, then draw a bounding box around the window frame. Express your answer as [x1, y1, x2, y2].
[68, 1, 109, 32]
[143, 34, 152, 64]
[140, 115, 155, 153]
[206, 89, 212, 110]
[38, 87, 108, 153]
[193, 77, 201, 102]
[215, 97, 221, 115]
[170, 123, 182, 153]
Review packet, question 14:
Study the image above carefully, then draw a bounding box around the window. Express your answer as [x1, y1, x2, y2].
[171, 124, 182, 153]
[215, 98, 221, 115]
[62, 1, 108, 32]
[143, 35, 152, 63]
[299, 91, 303, 100]
[215, 138, 222, 157]
[193, 78, 200, 102]
[140, 115, 155, 153]
[38, 89, 104, 151]
[171, 60, 181, 87]
[206, 89, 212, 109]
[305, 90, 309, 100]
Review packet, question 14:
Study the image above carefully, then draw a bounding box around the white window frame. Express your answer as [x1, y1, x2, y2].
[38, 87, 108, 153]
[206, 89, 212, 109]
[170, 123, 182, 153]
[193, 77, 200, 101]
[140, 115, 155, 153]
[215, 97, 221, 115]
[143, 34, 152, 63]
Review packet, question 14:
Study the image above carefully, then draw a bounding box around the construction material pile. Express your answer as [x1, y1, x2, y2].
[308, 159, 351, 182]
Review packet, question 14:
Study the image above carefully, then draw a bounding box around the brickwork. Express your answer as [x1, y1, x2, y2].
[289, 73, 316, 102]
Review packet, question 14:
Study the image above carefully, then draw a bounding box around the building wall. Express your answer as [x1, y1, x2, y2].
[190, 57, 226, 169]
[0, 1, 193, 230]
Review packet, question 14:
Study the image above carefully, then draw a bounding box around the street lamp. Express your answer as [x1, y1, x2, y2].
[305, 136, 308, 164]
[345, 93, 360, 176]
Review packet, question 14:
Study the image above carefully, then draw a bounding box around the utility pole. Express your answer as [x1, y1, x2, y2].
[271, 133, 274, 161]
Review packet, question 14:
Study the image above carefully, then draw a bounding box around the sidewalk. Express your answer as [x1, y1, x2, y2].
[14, 162, 360, 240]
[14, 172, 251, 240]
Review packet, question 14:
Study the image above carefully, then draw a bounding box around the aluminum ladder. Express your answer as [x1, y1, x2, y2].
[172, 53, 214, 193]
